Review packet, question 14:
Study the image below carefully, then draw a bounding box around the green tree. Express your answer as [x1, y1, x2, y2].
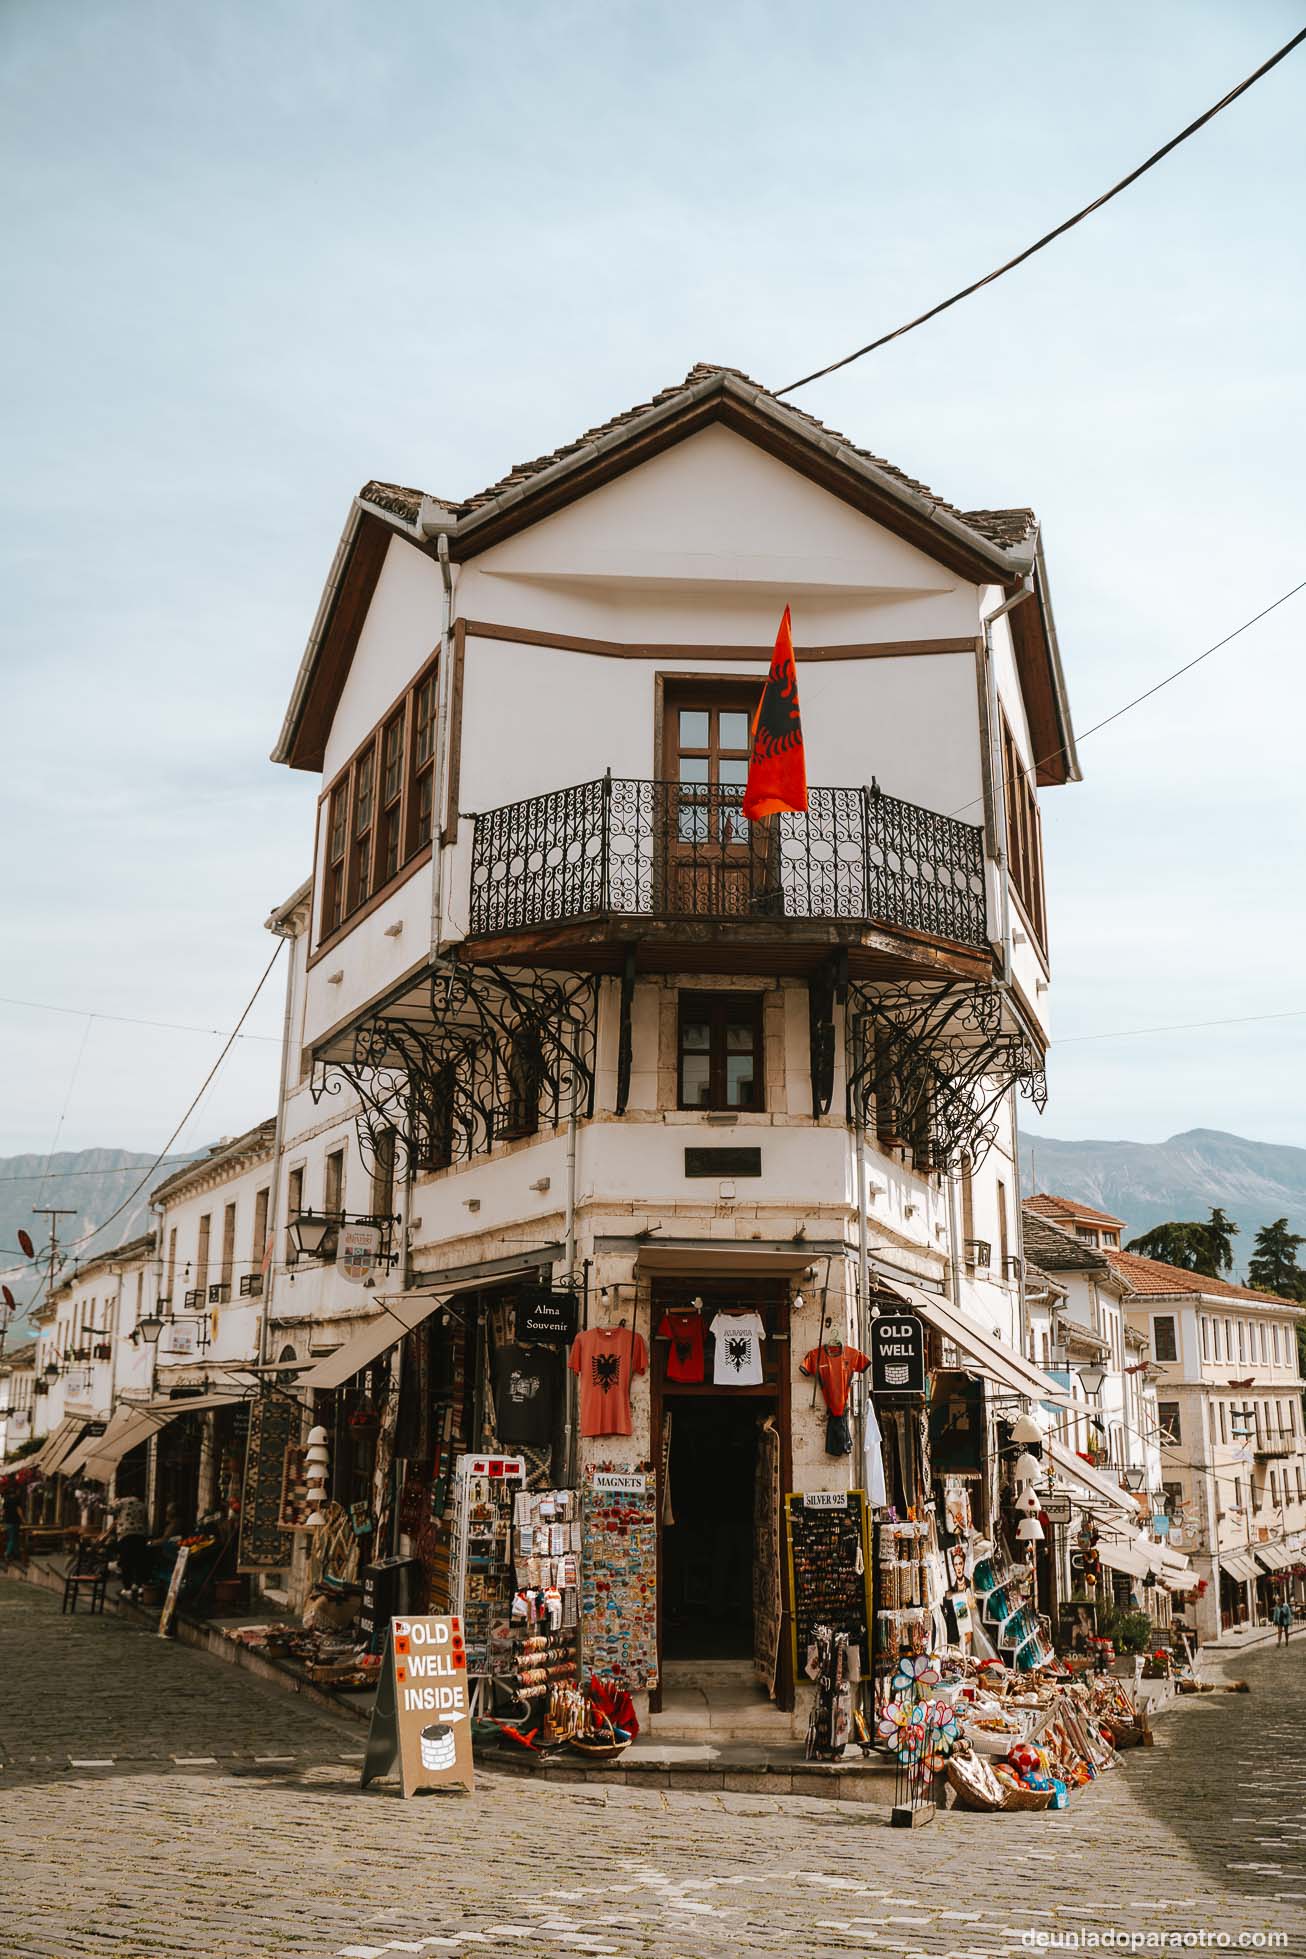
[1126, 1208, 1237, 1278]
[1247, 1218, 1306, 1301]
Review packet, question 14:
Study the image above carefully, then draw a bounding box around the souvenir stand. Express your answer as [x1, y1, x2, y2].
[785, 1490, 874, 1762]
[450, 1452, 525, 1681]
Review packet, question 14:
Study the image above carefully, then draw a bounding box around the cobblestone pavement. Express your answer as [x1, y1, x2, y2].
[2, 1577, 1304, 1958]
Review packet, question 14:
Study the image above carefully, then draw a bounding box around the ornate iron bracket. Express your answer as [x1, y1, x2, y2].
[310, 960, 598, 1180]
[846, 980, 1046, 1172]
[614, 947, 637, 1117]
[807, 951, 846, 1118]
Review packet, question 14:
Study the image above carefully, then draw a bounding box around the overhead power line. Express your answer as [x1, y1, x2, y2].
[1054, 1008, 1306, 1047]
[0, 995, 281, 1043]
[949, 574, 1306, 820]
[57, 941, 285, 1260]
[778, 28, 1306, 396]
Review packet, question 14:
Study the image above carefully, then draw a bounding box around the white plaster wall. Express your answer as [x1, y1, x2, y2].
[324, 540, 444, 779]
[156, 1150, 275, 1368]
[303, 856, 434, 1053]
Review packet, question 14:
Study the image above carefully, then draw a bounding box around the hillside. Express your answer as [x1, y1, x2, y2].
[1019, 1128, 1306, 1279]
[0, 1146, 201, 1338]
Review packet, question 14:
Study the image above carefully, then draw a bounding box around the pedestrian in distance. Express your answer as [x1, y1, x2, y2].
[2, 1483, 24, 1566]
[1272, 1597, 1293, 1645]
[108, 1492, 151, 1602]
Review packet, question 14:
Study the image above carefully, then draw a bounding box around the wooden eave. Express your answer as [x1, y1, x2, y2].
[1009, 568, 1076, 788]
[280, 512, 395, 773]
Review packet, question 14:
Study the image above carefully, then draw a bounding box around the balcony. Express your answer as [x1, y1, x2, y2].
[1255, 1432, 1295, 1459]
[469, 776, 988, 954]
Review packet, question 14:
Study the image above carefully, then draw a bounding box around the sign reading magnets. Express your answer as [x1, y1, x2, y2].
[361, 1615, 475, 1797]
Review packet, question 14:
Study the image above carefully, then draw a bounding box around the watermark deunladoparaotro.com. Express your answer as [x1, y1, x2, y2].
[1019, 1934, 1289, 1951]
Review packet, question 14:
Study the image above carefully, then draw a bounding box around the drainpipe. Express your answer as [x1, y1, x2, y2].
[430, 535, 455, 959]
[979, 580, 1035, 985]
[946, 1173, 963, 1309]
[258, 918, 300, 1369]
[564, 1049, 580, 1282]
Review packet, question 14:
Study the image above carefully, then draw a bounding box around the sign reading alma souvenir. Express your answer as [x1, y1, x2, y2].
[361, 1616, 474, 1798]
[869, 1315, 925, 1397]
[337, 1222, 382, 1285]
[518, 1287, 578, 1343]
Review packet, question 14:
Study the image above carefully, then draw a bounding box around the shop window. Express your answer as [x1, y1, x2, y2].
[1158, 1401, 1181, 1443]
[1153, 1315, 1177, 1363]
[1200, 1316, 1210, 1362]
[677, 992, 763, 1111]
[1000, 712, 1047, 951]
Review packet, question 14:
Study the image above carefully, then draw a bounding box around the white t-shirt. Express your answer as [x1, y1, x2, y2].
[710, 1310, 766, 1386]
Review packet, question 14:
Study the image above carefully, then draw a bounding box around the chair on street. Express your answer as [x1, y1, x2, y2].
[61, 1540, 109, 1616]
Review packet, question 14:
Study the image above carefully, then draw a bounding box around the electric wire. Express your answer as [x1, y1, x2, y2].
[0, 995, 281, 1042]
[777, 28, 1306, 396]
[56, 940, 285, 1259]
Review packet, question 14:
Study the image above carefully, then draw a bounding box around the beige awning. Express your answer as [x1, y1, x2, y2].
[28, 1417, 84, 1475]
[875, 1267, 1077, 1409]
[56, 1424, 110, 1479]
[78, 1392, 245, 1482]
[1255, 1543, 1292, 1573]
[297, 1293, 450, 1390]
[1222, 1552, 1259, 1584]
[635, 1243, 816, 1278]
[1097, 1536, 1151, 1580]
[1046, 1439, 1139, 1520]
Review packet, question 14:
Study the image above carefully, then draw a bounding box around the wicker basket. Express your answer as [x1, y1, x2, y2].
[567, 1714, 632, 1763]
[1000, 1783, 1055, 1811]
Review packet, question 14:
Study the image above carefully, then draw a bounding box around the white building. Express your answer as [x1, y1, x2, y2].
[1104, 1245, 1306, 1643]
[0, 1341, 37, 1466]
[265, 361, 1083, 1716]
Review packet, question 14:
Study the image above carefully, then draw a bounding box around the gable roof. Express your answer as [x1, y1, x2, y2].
[1103, 1246, 1295, 1308]
[1022, 1211, 1110, 1274]
[274, 363, 1077, 776]
[1025, 1192, 1126, 1231]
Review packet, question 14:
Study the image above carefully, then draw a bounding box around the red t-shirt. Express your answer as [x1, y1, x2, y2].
[656, 1310, 705, 1383]
[568, 1326, 648, 1437]
[800, 1343, 870, 1417]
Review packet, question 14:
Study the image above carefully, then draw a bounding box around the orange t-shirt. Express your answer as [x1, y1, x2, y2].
[800, 1343, 870, 1417]
[568, 1326, 649, 1437]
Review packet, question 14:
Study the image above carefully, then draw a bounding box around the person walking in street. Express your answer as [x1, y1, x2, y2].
[2, 1483, 25, 1566]
[108, 1491, 151, 1601]
[1272, 1597, 1293, 1646]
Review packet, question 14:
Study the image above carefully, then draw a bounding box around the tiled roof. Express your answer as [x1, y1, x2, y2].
[1022, 1212, 1108, 1273]
[1025, 1192, 1126, 1231]
[1103, 1247, 1292, 1307]
[359, 364, 1037, 552]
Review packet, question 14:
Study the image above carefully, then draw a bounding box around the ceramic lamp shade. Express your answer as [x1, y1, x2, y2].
[1010, 1412, 1041, 1446]
[1016, 1516, 1045, 1543]
[306, 1426, 329, 1447]
[1016, 1485, 1040, 1515]
[1013, 1452, 1042, 1484]
[305, 1444, 330, 1466]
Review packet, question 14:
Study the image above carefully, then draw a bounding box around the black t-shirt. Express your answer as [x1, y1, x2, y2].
[493, 1341, 559, 1445]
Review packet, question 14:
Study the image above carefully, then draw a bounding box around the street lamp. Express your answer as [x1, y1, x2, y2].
[43, 1359, 60, 1382]
[1077, 1363, 1107, 1397]
[132, 1313, 168, 1346]
[288, 1210, 339, 1259]
[1121, 1466, 1147, 1492]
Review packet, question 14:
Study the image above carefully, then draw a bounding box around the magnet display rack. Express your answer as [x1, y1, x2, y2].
[450, 1453, 526, 1673]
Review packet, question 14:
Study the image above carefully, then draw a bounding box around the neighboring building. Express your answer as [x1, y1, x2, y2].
[1023, 1206, 1182, 1622]
[1101, 1245, 1306, 1642]
[269, 362, 1082, 1721]
[0, 1341, 37, 1464]
[1024, 1192, 1123, 1250]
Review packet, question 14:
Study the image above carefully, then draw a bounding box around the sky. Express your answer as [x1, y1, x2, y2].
[2, 0, 1304, 1168]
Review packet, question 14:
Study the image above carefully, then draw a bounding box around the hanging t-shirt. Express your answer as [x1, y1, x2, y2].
[800, 1343, 871, 1417]
[568, 1326, 648, 1437]
[492, 1341, 559, 1446]
[709, 1310, 766, 1386]
[656, 1309, 705, 1384]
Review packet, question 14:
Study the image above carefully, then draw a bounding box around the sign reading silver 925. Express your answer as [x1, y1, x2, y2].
[870, 1315, 925, 1396]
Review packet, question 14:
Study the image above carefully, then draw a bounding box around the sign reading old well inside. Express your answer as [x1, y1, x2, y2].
[361, 1615, 474, 1798]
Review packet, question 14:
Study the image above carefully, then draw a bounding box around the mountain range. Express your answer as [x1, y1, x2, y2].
[1019, 1128, 1306, 1280]
[0, 1146, 202, 1344]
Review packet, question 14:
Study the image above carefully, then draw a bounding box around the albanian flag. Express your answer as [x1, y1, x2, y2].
[742, 606, 808, 819]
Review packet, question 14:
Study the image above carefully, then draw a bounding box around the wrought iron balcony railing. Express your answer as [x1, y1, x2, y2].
[469, 775, 989, 950]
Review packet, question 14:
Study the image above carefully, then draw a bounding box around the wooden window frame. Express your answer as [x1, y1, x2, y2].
[1153, 1314, 1178, 1364]
[252, 1187, 270, 1270]
[315, 652, 439, 952]
[414, 1066, 457, 1173]
[1000, 713, 1048, 954]
[677, 991, 765, 1112]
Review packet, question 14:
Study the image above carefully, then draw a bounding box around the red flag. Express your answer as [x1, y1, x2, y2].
[743, 607, 807, 819]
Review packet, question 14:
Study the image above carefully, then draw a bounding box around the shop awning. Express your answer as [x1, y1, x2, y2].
[78, 1392, 246, 1482]
[634, 1242, 819, 1278]
[1156, 1544, 1195, 1589]
[872, 1267, 1077, 1409]
[1222, 1552, 1259, 1584]
[1046, 1439, 1139, 1520]
[1097, 1536, 1152, 1580]
[1255, 1543, 1292, 1572]
[57, 1425, 110, 1480]
[298, 1293, 451, 1391]
[27, 1417, 84, 1475]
